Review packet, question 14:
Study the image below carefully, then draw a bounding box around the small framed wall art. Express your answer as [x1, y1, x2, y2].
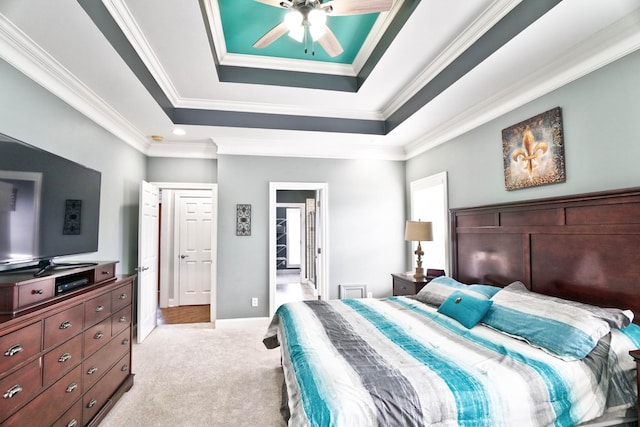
[63, 199, 82, 235]
[236, 204, 251, 236]
[502, 106, 565, 191]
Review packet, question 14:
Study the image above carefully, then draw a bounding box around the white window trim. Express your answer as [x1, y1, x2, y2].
[409, 171, 449, 274]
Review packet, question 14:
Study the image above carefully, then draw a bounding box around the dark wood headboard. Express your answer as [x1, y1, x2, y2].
[451, 186, 640, 322]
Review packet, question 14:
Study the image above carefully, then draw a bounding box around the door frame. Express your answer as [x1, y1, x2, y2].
[269, 182, 329, 318]
[153, 182, 218, 324]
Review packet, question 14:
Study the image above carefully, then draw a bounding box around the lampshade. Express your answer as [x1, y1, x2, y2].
[405, 221, 433, 242]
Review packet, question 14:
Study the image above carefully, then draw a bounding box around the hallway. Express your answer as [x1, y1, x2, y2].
[275, 269, 315, 309]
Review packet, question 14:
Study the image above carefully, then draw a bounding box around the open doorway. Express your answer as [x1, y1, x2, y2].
[275, 201, 311, 308]
[155, 183, 217, 325]
[269, 182, 329, 317]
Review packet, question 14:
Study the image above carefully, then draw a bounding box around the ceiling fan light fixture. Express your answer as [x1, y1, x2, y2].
[309, 23, 326, 41]
[308, 9, 326, 27]
[308, 9, 326, 41]
[288, 25, 304, 42]
[284, 10, 303, 31]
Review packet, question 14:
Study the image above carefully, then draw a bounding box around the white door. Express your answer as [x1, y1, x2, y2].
[177, 195, 213, 306]
[137, 181, 159, 343]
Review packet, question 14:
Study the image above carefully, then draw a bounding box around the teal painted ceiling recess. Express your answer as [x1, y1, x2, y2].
[219, 0, 380, 63]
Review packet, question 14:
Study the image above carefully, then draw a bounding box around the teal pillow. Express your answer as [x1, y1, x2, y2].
[438, 291, 493, 328]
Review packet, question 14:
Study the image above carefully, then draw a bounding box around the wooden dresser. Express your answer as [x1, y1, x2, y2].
[0, 262, 134, 426]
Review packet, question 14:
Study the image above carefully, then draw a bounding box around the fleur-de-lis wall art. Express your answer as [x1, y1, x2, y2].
[502, 107, 565, 191]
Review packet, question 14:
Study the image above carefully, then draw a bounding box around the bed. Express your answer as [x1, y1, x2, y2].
[264, 186, 640, 426]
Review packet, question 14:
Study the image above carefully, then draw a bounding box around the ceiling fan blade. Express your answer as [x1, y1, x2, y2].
[317, 25, 343, 57]
[253, 0, 292, 8]
[323, 0, 392, 16]
[253, 22, 289, 49]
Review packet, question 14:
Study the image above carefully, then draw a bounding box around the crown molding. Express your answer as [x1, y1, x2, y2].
[214, 136, 405, 161]
[172, 97, 384, 121]
[0, 12, 150, 154]
[104, 0, 182, 105]
[351, 0, 404, 74]
[146, 139, 218, 159]
[382, 0, 521, 119]
[403, 9, 640, 159]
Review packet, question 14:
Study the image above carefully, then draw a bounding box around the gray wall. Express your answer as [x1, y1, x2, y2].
[406, 49, 640, 210]
[147, 157, 217, 183]
[217, 155, 406, 319]
[0, 59, 146, 274]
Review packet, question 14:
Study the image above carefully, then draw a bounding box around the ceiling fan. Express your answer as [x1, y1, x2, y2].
[252, 0, 393, 57]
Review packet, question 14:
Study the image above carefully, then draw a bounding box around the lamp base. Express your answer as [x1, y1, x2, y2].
[413, 267, 425, 281]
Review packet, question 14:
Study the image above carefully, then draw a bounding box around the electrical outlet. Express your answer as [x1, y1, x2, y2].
[367, 292, 373, 298]
[251, 297, 258, 307]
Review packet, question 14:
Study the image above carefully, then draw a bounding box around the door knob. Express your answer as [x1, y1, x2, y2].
[180, 255, 188, 259]
[135, 266, 149, 272]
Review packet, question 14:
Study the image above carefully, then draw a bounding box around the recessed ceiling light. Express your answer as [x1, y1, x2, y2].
[172, 128, 186, 136]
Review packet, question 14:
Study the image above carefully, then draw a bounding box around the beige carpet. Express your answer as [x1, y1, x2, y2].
[100, 323, 287, 427]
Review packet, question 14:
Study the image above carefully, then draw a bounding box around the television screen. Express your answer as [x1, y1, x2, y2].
[0, 132, 101, 273]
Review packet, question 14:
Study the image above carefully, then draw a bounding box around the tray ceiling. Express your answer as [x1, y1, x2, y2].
[0, 0, 638, 160]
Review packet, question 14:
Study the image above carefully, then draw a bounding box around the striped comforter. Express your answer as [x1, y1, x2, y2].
[263, 296, 640, 427]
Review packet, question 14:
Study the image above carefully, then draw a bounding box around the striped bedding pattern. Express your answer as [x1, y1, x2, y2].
[263, 296, 640, 427]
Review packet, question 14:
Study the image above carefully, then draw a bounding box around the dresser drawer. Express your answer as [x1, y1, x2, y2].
[84, 292, 112, 327]
[111, 282, 132, 312]
[0, 321, 42, 376]
[44, 304, 84, 350]
[18, 278, 54, 310]
[83, 317, 111, 357]
[52, 398, 83, 427]
[83, 352, 130, 423]
[94, 263, 115, 283]
[111, 305, 131, 336]
[2, 365, 82, 427]
[44, 333, 82, 387]
[83, 327, 130, 391]
[0, 358, 42, 422]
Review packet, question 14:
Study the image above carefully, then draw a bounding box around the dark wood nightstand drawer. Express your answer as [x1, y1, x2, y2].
[391, 273, 431, 296]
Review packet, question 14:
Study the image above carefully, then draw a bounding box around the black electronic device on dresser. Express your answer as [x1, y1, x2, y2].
[0, 132, 101, 277]
[391, 269, 445, 296]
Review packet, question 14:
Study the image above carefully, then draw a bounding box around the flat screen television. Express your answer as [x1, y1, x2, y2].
[0, 132, 101, 276]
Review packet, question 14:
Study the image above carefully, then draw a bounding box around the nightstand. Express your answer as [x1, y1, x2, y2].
[391, 273, 434, 296]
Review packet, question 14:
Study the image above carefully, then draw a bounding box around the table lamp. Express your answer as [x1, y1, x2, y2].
[405, 220, 433, 280]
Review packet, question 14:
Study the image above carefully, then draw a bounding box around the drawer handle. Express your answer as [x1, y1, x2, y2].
[31, 289, 44, 295]
[95, 305, 104, 312]
[94, 332, 104, 340]
[121, 364, 129, 372]
[119, 316, 127, 323]
[87, 398, 97, 408]
[67, 419, 78, 427]
[4, 344, 23, 357]
[87, 366, 98, 375]
[118, 293, 127, 300]
[3, 384, 22, 399]
[58, 352, 72, 363]
[66, 382, 78, 393]
[59, 321, 72, 330]
[101, 270, 110, 275]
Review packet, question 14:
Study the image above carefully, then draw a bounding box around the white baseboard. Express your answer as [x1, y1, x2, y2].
[215, 317, 271, 329]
